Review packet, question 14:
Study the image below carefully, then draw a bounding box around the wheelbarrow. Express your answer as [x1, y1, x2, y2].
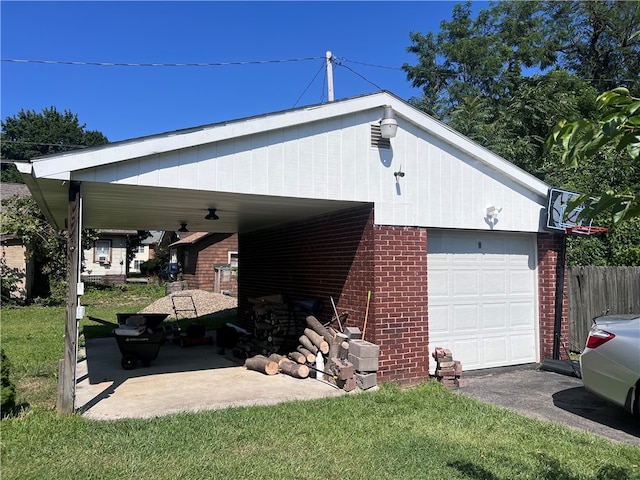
[88, 313, 169, 370]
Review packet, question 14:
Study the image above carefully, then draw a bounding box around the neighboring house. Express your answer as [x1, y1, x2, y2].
[0, 183, 33, 300]
[17, 91, 570, 386]
[82, 230, 137, 285]
[169, 232, 238, 294]
[129, 230, 168, 273]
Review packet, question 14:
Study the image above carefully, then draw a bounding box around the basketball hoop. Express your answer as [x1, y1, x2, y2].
[565, 225, 608, 236]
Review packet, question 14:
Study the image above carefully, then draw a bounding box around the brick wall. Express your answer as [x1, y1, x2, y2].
[238, 205, 374, 326]
[239, 205, 430, 385]
[537, 233, 569, 360]
[371, 225, 429, 385]
[181, 233, 238, 293]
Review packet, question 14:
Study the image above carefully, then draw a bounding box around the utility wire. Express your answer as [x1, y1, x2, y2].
[335, 60, 385, 91]
[292, 59, 326, 108]
[1, 56, 324, 67]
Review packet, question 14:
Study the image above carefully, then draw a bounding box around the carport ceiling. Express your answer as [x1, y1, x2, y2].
[42, 180, 366, 233]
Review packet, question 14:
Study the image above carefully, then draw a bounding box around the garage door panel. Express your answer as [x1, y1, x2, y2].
[453, 270, 479, 296]
[429, 305, 450, 334]
[482, 271, 506, 295]
[509, 302, 535, 327]
[429, 270, 450, 297]
[452, 304, 479, 331]
[509, 271, 535, 294]
[482, 336, 508, 365]
[451, 338, 481, 370]
[428, 231, 538, 371]
[510, 333, 536, 362]
[482, 303, 507, 329]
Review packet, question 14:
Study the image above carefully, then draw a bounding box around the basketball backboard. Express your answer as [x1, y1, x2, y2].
[545, 188, 590, 232]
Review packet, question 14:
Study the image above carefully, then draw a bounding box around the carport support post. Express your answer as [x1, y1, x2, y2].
[57, 181, 82, 415]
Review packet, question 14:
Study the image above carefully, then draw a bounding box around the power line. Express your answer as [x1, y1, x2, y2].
[1, 57, 324, 67]
[1, 139, 90, 149]
[292, 59, 327, 108]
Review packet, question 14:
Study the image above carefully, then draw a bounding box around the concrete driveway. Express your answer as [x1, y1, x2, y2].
[76, 334, 345, 420]
[457, 364, 640, 445]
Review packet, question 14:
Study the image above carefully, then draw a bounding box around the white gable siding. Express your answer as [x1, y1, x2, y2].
[78, 106, 544, 232]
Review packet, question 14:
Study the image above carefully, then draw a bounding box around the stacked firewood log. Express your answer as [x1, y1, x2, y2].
[244, 314, 360, 391]
[240, 295, 308, 356]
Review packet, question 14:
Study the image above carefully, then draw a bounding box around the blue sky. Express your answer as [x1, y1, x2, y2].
[1, 1, 486, 142]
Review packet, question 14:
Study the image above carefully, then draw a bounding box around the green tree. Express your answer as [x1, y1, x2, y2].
[546, 87, 640, 224]
[1, 193, 103, 300]
[403, 1, 640, 265]
[1, 106, 108, 182]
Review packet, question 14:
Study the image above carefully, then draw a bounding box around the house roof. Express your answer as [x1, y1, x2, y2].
[1, 183, 31, 238]
[17, 91, 550, 234]
[1, 182, 30, 207]
[169, 232, 211, 247]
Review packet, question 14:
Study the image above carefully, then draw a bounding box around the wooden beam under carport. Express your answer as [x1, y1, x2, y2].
[57, 181, 82, 414]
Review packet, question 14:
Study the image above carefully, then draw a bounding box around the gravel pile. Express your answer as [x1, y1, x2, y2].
[140, 289, 237, 319]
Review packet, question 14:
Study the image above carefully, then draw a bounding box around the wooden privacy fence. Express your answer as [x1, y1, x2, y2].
[568, 266, 640, 352]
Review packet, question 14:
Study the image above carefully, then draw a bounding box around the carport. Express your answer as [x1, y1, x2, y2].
[17, 91, 566, 415]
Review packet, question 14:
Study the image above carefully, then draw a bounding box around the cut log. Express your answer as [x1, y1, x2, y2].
[245, 355, 279, 375]
[296, 346, 316, 363]
[268, 353, 289, 366]
[288, 351, 306, 364]
[280, 361, 310, 379]
[304, 328, 329, 354]
[299, 334, 319, 354]
[339, 341, 349, 359]
[306, 315, 334, 343]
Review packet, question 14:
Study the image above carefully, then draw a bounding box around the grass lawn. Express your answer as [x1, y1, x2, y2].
[2, 285, 639, 479]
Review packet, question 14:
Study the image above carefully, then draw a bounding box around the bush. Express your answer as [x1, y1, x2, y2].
[1, 348, 17, 418]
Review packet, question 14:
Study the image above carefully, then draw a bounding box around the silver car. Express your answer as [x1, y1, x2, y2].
[580, 314, 640, 417]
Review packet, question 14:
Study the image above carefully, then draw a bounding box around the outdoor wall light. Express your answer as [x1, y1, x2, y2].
[205, 208, 219, 220]
[486, 206, 502, 222]
[178, 223, 189, 233]
[380, 105, 398, 139]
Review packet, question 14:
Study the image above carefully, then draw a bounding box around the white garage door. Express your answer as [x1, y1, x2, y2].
[428, 230, 538, 371]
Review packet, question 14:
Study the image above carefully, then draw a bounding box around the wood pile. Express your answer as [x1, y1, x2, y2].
[244, 314, 374, 392]
[431, 347, 466, 388]
[237, 294, 309, 356]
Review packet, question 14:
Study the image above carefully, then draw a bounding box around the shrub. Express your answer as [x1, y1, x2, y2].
[1, 348, 17, 418]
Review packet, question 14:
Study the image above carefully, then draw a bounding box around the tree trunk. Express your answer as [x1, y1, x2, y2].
[245, 355, 279, 375]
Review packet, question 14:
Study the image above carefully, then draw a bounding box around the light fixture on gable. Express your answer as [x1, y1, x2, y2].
[205, 208, 219, 220]
[486, 206, 502, 222]
[380, 105, 398, 139]
[178, 223, 189, 233]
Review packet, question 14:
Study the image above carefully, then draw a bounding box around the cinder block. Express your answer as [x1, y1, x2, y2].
[355, 372, 377, 390]
[344, 327, 362, 339]
[348, 353, 378, 372]
[349, 340, 379, 358]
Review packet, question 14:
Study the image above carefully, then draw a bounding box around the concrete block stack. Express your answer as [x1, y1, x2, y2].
[349, 339, 379, 390]
[432, 347, 465, 388]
